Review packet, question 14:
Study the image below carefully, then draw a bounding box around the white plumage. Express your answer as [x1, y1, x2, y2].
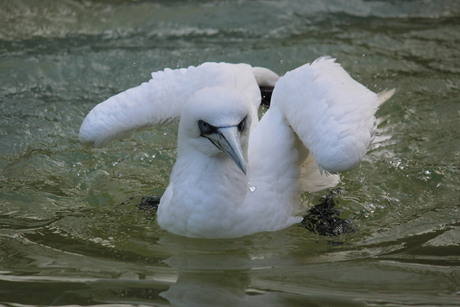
[80, 56, 394, 238]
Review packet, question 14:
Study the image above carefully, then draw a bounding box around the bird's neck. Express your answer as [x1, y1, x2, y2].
[174, 148, 249, 202]
[159, 148, 251, 238]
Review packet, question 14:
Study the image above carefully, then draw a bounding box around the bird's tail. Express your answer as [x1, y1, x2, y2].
[378, 88, 396, 106]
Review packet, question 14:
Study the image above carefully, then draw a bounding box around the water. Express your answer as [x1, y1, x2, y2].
[1, 0, 460, 306]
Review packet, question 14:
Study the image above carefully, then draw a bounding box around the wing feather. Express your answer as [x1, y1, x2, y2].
[79, 62, 260, 147]
[272, 56, 385, 173]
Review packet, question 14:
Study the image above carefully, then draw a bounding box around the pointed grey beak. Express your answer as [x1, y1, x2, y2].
[205, 126, 246, 174]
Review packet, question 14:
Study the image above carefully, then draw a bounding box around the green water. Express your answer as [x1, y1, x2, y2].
[1, 0, 460, 306]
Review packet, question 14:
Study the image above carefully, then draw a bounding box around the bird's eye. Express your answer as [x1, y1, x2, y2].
[238, 116, 247, 132]
[198, 120, 216, 135]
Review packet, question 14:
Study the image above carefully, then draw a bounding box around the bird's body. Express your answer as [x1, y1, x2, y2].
[80, 56, 394, 238]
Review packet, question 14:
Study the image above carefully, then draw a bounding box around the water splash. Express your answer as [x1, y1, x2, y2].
[248, 182, 257, 192]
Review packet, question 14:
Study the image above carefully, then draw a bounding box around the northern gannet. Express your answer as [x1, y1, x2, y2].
[80, 56, 394, 238]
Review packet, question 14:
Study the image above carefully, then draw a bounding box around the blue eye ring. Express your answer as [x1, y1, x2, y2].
[198, 120, 217, 135]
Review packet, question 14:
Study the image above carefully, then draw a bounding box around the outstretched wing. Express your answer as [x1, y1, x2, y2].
[272, 56, 394, 173]
[79, 62, 262, 147]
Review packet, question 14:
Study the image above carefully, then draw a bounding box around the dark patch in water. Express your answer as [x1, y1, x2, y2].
[301, 191, 356, 237]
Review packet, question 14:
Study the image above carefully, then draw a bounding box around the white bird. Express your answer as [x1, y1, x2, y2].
[80, 56, 394, 239]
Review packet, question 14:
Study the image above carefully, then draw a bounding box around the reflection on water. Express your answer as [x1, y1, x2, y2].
[1, 0, 460, 306]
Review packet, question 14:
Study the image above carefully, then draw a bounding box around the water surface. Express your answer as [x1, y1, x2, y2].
[1, 0, 460, 306]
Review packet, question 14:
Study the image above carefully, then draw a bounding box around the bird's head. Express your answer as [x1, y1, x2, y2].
[178, 86, 252, 174]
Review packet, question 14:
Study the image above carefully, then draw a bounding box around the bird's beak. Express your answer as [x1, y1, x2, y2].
[206, 126, 246, 174]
